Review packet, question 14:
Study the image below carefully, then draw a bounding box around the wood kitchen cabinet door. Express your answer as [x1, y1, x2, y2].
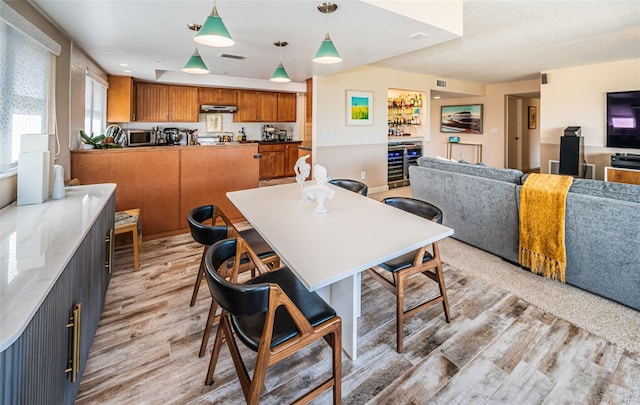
[107, 75, 135, 122]
[277, 93, 297, 122]
[136, 83, 169, 122]
[198, 87, 237, 105]
[284, 142, 301, 176]
[258, 144, 286, 179]
[235, 90, 259, 122]
[259, 92, 278, 122]
[169, 85, 198, 122]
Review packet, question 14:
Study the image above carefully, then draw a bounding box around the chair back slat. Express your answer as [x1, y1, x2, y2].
[383, 197, 443, 224]
[204, 238, 270, 315]
[328, 179, 368, 196]
[188, 205, 230, 246]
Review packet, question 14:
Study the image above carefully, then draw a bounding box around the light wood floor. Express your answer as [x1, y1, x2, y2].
[76, 190, 640, 404]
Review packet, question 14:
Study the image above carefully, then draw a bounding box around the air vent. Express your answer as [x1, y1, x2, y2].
[436, 79, 448, 88]
[219, 53, 247, 61]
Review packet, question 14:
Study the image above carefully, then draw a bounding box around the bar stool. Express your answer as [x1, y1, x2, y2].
[114, 208, 141, 271]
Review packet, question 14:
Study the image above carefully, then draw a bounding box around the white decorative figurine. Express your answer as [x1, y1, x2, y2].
[302, 164, 335, 214]
[294, 154, 312, 202]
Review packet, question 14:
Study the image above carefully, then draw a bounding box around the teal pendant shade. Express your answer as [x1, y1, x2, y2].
[313, 33, 342, 64]
[270, 62, 291, 83]
[182, 48, 209, 74]
[194, 5, 234, 47]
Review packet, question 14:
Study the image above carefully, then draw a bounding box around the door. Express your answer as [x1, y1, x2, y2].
[506, 96, 522, 170]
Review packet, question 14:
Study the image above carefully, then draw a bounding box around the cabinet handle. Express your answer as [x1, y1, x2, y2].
[65, 303, 82, 383]
[105, 228, 114, 274]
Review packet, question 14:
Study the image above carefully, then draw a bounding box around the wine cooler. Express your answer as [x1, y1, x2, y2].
[388, 143, 422, 188]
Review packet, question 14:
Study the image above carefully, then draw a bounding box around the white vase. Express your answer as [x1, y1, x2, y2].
[52, 164, 65, 199]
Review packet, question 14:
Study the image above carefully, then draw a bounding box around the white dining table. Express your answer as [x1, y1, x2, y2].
[227, 182, 453, 360]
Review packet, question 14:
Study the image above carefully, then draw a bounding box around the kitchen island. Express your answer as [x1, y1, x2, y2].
[0, 184, 115, 403]
[71, 143, 261, 240]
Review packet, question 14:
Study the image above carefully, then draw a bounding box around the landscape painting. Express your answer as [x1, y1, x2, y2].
[346, 90, 373, 125]
[441, 104, 483, 134]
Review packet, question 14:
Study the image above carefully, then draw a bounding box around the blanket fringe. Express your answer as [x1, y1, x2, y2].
[519, 247, 566, 283]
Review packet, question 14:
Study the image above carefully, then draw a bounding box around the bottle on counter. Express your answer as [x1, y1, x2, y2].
[241, 127, 246, 142]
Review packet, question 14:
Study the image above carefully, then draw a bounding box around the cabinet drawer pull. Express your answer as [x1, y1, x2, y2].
[254, 153, 262, 159]
[105, 228, 114, 274]
[65, 303, 82, 382]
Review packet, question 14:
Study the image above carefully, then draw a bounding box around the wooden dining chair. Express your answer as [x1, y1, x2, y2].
[187, 204, 280, 358]
[204, 237, 342, 404]
[328, 178, 368, 196]
[366, 197, 451, 353]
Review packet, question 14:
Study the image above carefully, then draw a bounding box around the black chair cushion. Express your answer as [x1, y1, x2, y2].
[231, 267, 337, 351]
[238, 228, 275, 259]
[378, 250, 434, 273]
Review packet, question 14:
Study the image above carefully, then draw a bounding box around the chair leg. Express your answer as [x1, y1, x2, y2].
[332, 325, 342, 404]
[190, 248, 207, 307]
[205, 314, 227, 386]
[396, 273, 405, 353]
[131, 226, 140, 271]
[435, 264, 451, 322]
[199, 300, 219, 357]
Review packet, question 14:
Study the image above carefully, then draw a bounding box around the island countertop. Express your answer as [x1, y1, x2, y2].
[0, 183, 116, 352]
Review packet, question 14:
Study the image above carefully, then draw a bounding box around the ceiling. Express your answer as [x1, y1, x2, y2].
[28, 0, 640, 93]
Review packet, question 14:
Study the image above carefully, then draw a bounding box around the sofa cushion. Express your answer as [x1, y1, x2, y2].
[569, 178, 640, 204]
[417, 156, 523, 184]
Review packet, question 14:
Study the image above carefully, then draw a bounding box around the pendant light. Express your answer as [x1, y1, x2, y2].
[183, 24, 209, 74]
[182, 48, 209, 74]
[270, 41, 291, 83]
[195, 0, 235, 48]
[313, 2, 342, 64]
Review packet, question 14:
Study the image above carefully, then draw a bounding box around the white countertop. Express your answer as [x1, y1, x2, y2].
[0, 184, 116, 352]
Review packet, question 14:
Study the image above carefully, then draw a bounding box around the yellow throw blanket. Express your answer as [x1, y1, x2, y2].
[519, 173, 573, 283]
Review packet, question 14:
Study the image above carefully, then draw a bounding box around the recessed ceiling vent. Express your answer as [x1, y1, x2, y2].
[436, 79, 448, 88]
[219, 53, 247, 61]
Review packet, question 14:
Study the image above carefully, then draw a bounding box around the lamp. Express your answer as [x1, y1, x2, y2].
[183, 24, 209, 74]
[313, 2, 341, 64]
[270, 41, 291, 83]
[182, 47, 209, 74]
[195, 0, 234, 48]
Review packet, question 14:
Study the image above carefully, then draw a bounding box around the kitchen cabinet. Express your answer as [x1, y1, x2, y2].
[135, 83, 198, 122]
[107, 75, 135, 122]
[71, 145, 259, 240]
[277, 93, 297, 122]
[72, 148, 182, 238]
[135, 82, 169, 122]
[0, 187, 114, 404]
[235, 91, 278, 122]
[169, 85, 199, 122]
[304, 78, 313, 145]
[285, 142, 302, 176]
[198, 87, 237, 105]
[180, 146, 260, 225]
[258, 143, 286, 179]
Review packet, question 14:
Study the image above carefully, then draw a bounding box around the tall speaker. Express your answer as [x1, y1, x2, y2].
[559, 132, 584, 177]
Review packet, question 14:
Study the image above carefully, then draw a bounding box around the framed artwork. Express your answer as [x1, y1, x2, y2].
[206, 114, 223, 132]
[528, 106, 537, 129]
[440, 104, 483, 134]
[346, 90, 373, 125]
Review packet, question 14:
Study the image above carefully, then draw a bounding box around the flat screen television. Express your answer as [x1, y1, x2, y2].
[606, 90, 640, 149]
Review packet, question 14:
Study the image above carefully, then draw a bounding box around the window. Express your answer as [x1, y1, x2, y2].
[85, 75, 106, 137]
[0, 19, 50, 172]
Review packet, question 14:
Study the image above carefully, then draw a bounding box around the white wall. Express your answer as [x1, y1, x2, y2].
[314, 65, 484, 191]
[429, 79, 540, 168]
[540, 58, 640, 179]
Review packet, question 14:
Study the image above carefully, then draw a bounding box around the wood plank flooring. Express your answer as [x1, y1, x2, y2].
[76, 204, 640, 404]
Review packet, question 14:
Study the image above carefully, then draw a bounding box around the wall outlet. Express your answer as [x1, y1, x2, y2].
[361, 171, 366, 180]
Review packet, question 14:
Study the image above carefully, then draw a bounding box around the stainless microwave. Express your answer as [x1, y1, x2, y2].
[127, 130, 155, 147]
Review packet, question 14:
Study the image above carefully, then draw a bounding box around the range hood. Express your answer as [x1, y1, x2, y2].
[200, 105, 237, 113]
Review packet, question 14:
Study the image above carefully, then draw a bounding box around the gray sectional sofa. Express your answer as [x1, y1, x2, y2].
[409, 156, 640, 311]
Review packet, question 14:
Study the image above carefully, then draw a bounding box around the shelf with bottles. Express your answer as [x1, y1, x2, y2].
[388, 93, 423, 128]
